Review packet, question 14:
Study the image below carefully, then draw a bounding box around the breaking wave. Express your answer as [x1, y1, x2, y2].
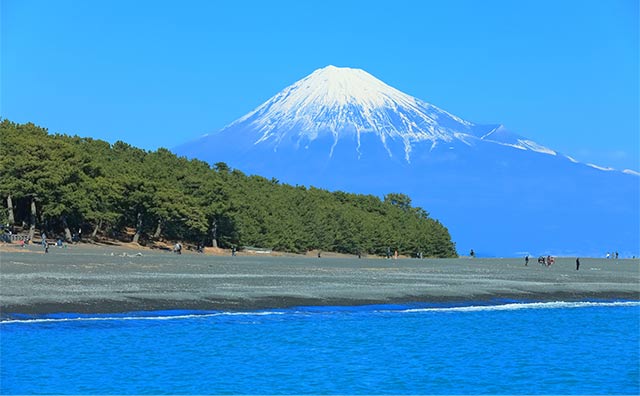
[394, 300, 640, 313]
[2, 300, 638, 325]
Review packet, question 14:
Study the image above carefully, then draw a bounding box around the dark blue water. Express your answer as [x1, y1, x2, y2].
[2, 301, 639, 394]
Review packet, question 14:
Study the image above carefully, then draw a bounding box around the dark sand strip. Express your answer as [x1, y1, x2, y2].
[1, 245, 639, 315]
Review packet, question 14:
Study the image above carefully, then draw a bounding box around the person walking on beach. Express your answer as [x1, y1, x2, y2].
[576, 257, 580, 271]
[525, 255, 529, 266]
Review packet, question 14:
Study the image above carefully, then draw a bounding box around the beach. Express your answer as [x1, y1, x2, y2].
[1, 243, 638, 316]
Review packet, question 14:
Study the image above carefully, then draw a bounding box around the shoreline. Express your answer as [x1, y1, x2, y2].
[4, 300, 639, 322]
[3, 292, 640, 318]
[2, 243, 639, 317]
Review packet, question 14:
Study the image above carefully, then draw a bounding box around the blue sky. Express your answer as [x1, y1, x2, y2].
[2, 0, 638, 171]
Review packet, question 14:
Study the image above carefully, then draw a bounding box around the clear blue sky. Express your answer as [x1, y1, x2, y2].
[2, 0, 638, 171]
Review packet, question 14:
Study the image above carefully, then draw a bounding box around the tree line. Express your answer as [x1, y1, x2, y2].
[0, 119, 457, 257]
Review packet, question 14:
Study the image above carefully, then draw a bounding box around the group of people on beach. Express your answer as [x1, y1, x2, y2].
[535, 255, 555, 267]
[7, 228, 84, 253]
[523, 254, 555, 267]
[383, 247, 399, 259]
[523, 255, 553, 267]
[525, 255, 581, 270]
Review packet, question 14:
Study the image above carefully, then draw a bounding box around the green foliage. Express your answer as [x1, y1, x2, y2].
[0, 119, 457, 257]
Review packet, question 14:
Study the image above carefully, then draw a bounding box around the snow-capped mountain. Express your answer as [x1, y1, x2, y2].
[227, 65, 482, 162]
[195, 65, 560, 163]
[176, 66, 639, 257]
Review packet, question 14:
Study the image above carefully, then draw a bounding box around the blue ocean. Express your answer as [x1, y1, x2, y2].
[2, 301, 639, 394]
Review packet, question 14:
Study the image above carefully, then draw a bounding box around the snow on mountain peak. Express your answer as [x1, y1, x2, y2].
[280, 65, 420, 109]
[218, 65, 560, 163]
[227, 65, 480, 161]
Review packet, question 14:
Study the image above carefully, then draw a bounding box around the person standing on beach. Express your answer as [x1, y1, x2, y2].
[576, 257, 580, 270]
[525, 255, 529, 266]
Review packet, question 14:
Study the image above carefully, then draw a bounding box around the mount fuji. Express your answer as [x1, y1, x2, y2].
[176, 66, 639, 257]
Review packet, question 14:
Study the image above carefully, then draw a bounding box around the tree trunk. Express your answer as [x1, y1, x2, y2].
[91, 219, 102, 239]
[6, 195, 15, 225]
[62, 215, 72, 242]
[28, 197, 37, 241]
[210, 219, 218, 248]
[153, 218, 163, 239]
[132, 212, 143, 244]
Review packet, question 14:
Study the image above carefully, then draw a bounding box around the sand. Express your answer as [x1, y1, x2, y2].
[1, 242, 638, 316]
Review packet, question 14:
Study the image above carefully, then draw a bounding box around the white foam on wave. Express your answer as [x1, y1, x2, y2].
[0, 310, 286, 325]
[396, 301, 640, 314]
[3, 301, 638, 324]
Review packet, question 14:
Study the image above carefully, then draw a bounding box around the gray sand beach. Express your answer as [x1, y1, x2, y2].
[1, 244, 639, 316]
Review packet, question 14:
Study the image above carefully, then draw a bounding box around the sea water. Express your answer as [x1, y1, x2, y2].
[1, 301, 639, 394]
